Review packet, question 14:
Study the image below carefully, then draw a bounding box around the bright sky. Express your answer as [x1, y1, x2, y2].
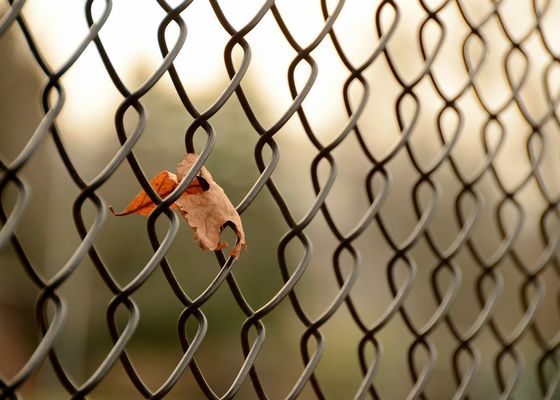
[21, 0, 378, 137]
[16, 0, 560, 196]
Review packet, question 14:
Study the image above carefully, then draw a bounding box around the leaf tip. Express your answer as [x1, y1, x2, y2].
[108, 205, 123, 216]
[230, 241, 248, 259]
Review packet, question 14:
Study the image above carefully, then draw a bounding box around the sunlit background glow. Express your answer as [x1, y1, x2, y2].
[2, 0, 560, 398]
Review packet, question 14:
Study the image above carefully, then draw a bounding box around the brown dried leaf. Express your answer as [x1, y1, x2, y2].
[174, 154, 247, 258]
[110, 154, 247, 259]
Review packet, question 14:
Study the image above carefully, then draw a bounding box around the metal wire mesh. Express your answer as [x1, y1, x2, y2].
[1, 0, 560, 398]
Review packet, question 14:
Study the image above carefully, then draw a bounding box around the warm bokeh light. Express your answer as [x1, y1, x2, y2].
[21, 0, 560, 188]
[2, 1, 560, 398]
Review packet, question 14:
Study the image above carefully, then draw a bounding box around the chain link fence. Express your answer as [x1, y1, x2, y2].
[1, 0, 560, 398]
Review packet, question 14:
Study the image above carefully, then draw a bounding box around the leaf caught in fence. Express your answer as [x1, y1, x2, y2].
[110, 153, 247, 258]
[174, 154, 247, 258]
[109, 171, 179, 216]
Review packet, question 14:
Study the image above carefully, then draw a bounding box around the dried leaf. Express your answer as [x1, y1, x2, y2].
[110, 154, 247, 258]
[109, 171, 178, 216]
[174, 154, 247, 258]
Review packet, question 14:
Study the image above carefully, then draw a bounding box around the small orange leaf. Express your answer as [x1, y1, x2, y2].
[110, 171, 178, 216]
[110, 153, 247, 259]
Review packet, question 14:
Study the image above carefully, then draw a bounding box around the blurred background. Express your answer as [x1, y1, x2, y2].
[1, 0, 560, 398]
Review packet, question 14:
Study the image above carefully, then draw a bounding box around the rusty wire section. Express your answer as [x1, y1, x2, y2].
[1, 0, 560, 398]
